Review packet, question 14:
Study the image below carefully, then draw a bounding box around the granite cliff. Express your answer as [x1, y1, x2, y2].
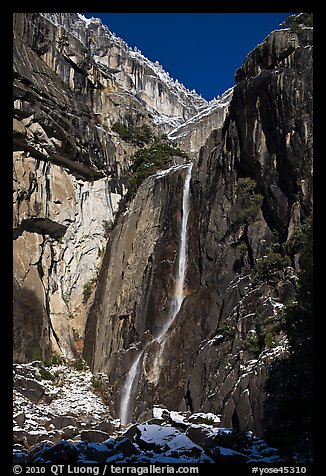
[13, 12, 223, 361]
[13, 12, 313, 461]
[83, 25, 313, 440]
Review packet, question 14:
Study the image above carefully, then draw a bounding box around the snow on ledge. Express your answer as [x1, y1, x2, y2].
[189, 412, 221, 424]
[77, 13, 95, 26]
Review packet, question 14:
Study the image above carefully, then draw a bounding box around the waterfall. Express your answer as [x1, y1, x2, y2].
[119, 351, 144, 426]
[118, 163, 192, 425]
[156, 162, 192, 342]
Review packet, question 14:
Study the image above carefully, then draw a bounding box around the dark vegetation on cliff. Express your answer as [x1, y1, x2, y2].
[281, 13, 313, 31]
[113, 121, 188, 199]
[263, 218, 313, 460]
[127, 139, 187, 199]
[112, 122, 153, 147]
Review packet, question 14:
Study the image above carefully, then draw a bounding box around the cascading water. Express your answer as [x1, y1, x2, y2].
[119, 351, 144, 426]
[156, 163, 192, 342]
[118, 163, 192, 425]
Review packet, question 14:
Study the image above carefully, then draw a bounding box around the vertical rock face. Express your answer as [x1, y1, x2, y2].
[13, 12, 312, 441]
[83, 164, 193, 378]
[13, 149, 120, 359]
[83, 27, 313, 435]
[13, 12, 207, 361]
[168, 87, 234, 155]
[39, 13, 209, 130]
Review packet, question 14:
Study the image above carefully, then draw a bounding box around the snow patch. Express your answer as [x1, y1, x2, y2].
[168, 87, 233, 140]
[189, 412, 221, 424]
[152, 163, 190, 180]
[152, 406, 165, 420]
[169, 411, 186, 424]
[14, 362, 112, 435]
[77, 13, 94, 26]
[136, 424, 211, 460]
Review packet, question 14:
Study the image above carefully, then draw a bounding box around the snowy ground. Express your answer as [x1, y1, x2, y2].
[13, 362, 287, 463]
[14, 362, 112, 423]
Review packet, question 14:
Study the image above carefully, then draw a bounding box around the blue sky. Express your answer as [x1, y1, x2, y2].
[83, 13, 294, 100]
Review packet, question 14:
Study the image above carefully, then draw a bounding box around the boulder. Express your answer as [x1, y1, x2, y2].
[14, 411, 26, 427]
[168, 411, 191, 430]
[43, 431, 63, 445]
[31, 440, 79, 463]
[33, 416, 51, 427]
[28, 441, 54, 459]
[122, 424, 141, 441]
[53, 415, 79, 430]
[137, 408, 155, 423]
[13, 428, 27, 444]
[80, 430, 110, 443]
[210, 446, 249, 463]
[61, 426, 80, 440]
[129, 423, 211, 461]
[187, 412, 221, 426]
[42, 391, 59, 404]
[186, 425, 215, 450]
[92, 421, 114, 434]
[75, 441, 110, 463]
[26, 431, 49, 447]
[113, 438, 141, 457]
[14, 377, 45, 403]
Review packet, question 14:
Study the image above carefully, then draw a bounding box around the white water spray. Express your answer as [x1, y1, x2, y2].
[118, 163, 192, 425]
[119, 350, 144, 426]
[157, 163, 192, 342]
